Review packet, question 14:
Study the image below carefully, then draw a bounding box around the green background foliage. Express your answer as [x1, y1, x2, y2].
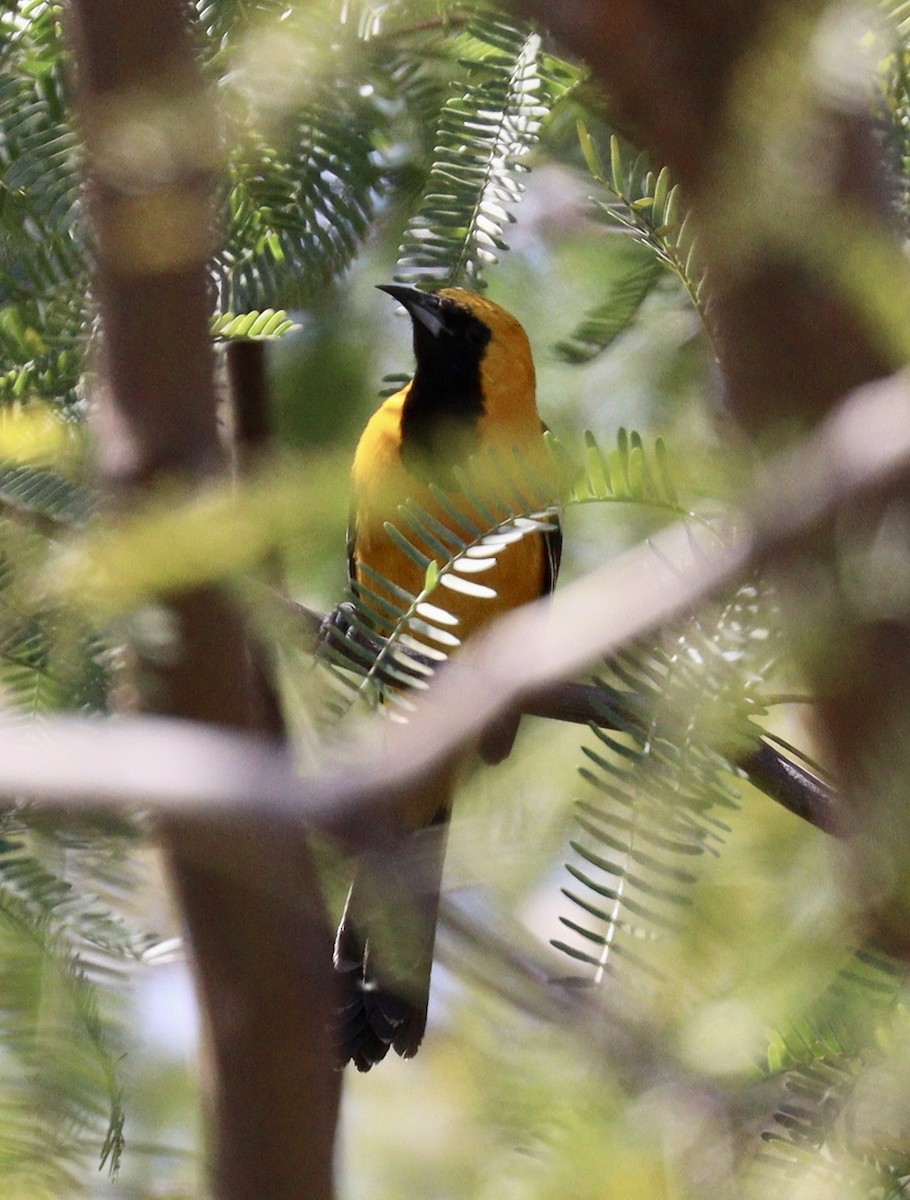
[1, 0, 908, 1197]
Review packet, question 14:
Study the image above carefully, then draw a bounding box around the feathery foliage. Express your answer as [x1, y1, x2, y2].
[882, 0, 910, 42]
[0, 4, 87, 410]
[219, 87, 383, 309]
[395, 11, 583, 289]
[555, 244, 661, 364]
[0, 819, 153, 1189]
[553, 579, 775, 989]
[0, 463, 94, 527]
[557, 127, 710, 363]
[211, 308, 301, 340]
[567, 426, 688, 517]
[751, 945, 909, 1194]
[0, 453, 135, 1185]
[877, 4, 910, 230]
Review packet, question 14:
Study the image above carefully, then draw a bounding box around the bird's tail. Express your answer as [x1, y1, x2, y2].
[333, 818, 449, 1071]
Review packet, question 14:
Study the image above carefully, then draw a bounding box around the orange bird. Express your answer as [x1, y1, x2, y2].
[334, 284, 561, 1070]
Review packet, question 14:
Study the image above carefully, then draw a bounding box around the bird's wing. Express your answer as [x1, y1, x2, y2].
[346, 500, 359, 586]
[543, 517, 563, 596]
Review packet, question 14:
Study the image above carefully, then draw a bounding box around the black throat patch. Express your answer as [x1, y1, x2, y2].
[399, 303, 492, 484]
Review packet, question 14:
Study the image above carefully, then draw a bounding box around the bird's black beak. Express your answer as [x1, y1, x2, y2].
[376, 283, 446, 339]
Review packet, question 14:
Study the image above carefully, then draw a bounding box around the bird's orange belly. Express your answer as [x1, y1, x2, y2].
[354, 502, 548, 647]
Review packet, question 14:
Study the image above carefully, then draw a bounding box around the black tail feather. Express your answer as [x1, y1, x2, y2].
[333, 824, 448, 1071]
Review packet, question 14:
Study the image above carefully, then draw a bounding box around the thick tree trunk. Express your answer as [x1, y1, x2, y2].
[67, 3, 340, 1196]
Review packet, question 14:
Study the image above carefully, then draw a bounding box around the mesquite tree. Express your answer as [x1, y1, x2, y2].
[1, 1, 909, 1197]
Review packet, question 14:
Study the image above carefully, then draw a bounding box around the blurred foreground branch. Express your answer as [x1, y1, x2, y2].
[310, 606, 835, 833]
[6, 367, 910, 841]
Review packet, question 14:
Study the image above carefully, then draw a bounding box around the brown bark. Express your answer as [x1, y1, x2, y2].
[519, 0, 893, 433]
[67, 3, 339, 1196]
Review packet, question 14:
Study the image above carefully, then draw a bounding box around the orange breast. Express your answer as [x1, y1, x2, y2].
[351, 386, 554, 647]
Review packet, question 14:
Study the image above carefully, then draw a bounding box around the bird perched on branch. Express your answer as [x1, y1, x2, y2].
[334, 284, 561, 1070]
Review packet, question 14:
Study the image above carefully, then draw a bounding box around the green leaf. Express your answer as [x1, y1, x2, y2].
[555, 246, 661, 363]
[577, 118, 604, 180]
[579, 131, 712, 339]
[211, 308, 301, 341]
[553, 579, 784, 988]
[610, 133, 624, 193]
[395, 14, 581, 290]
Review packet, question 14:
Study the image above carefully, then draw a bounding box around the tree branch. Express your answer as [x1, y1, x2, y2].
[304, 600, 836, 834]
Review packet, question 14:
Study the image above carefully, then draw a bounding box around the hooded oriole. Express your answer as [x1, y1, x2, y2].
[334, 284, 561, 1070]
